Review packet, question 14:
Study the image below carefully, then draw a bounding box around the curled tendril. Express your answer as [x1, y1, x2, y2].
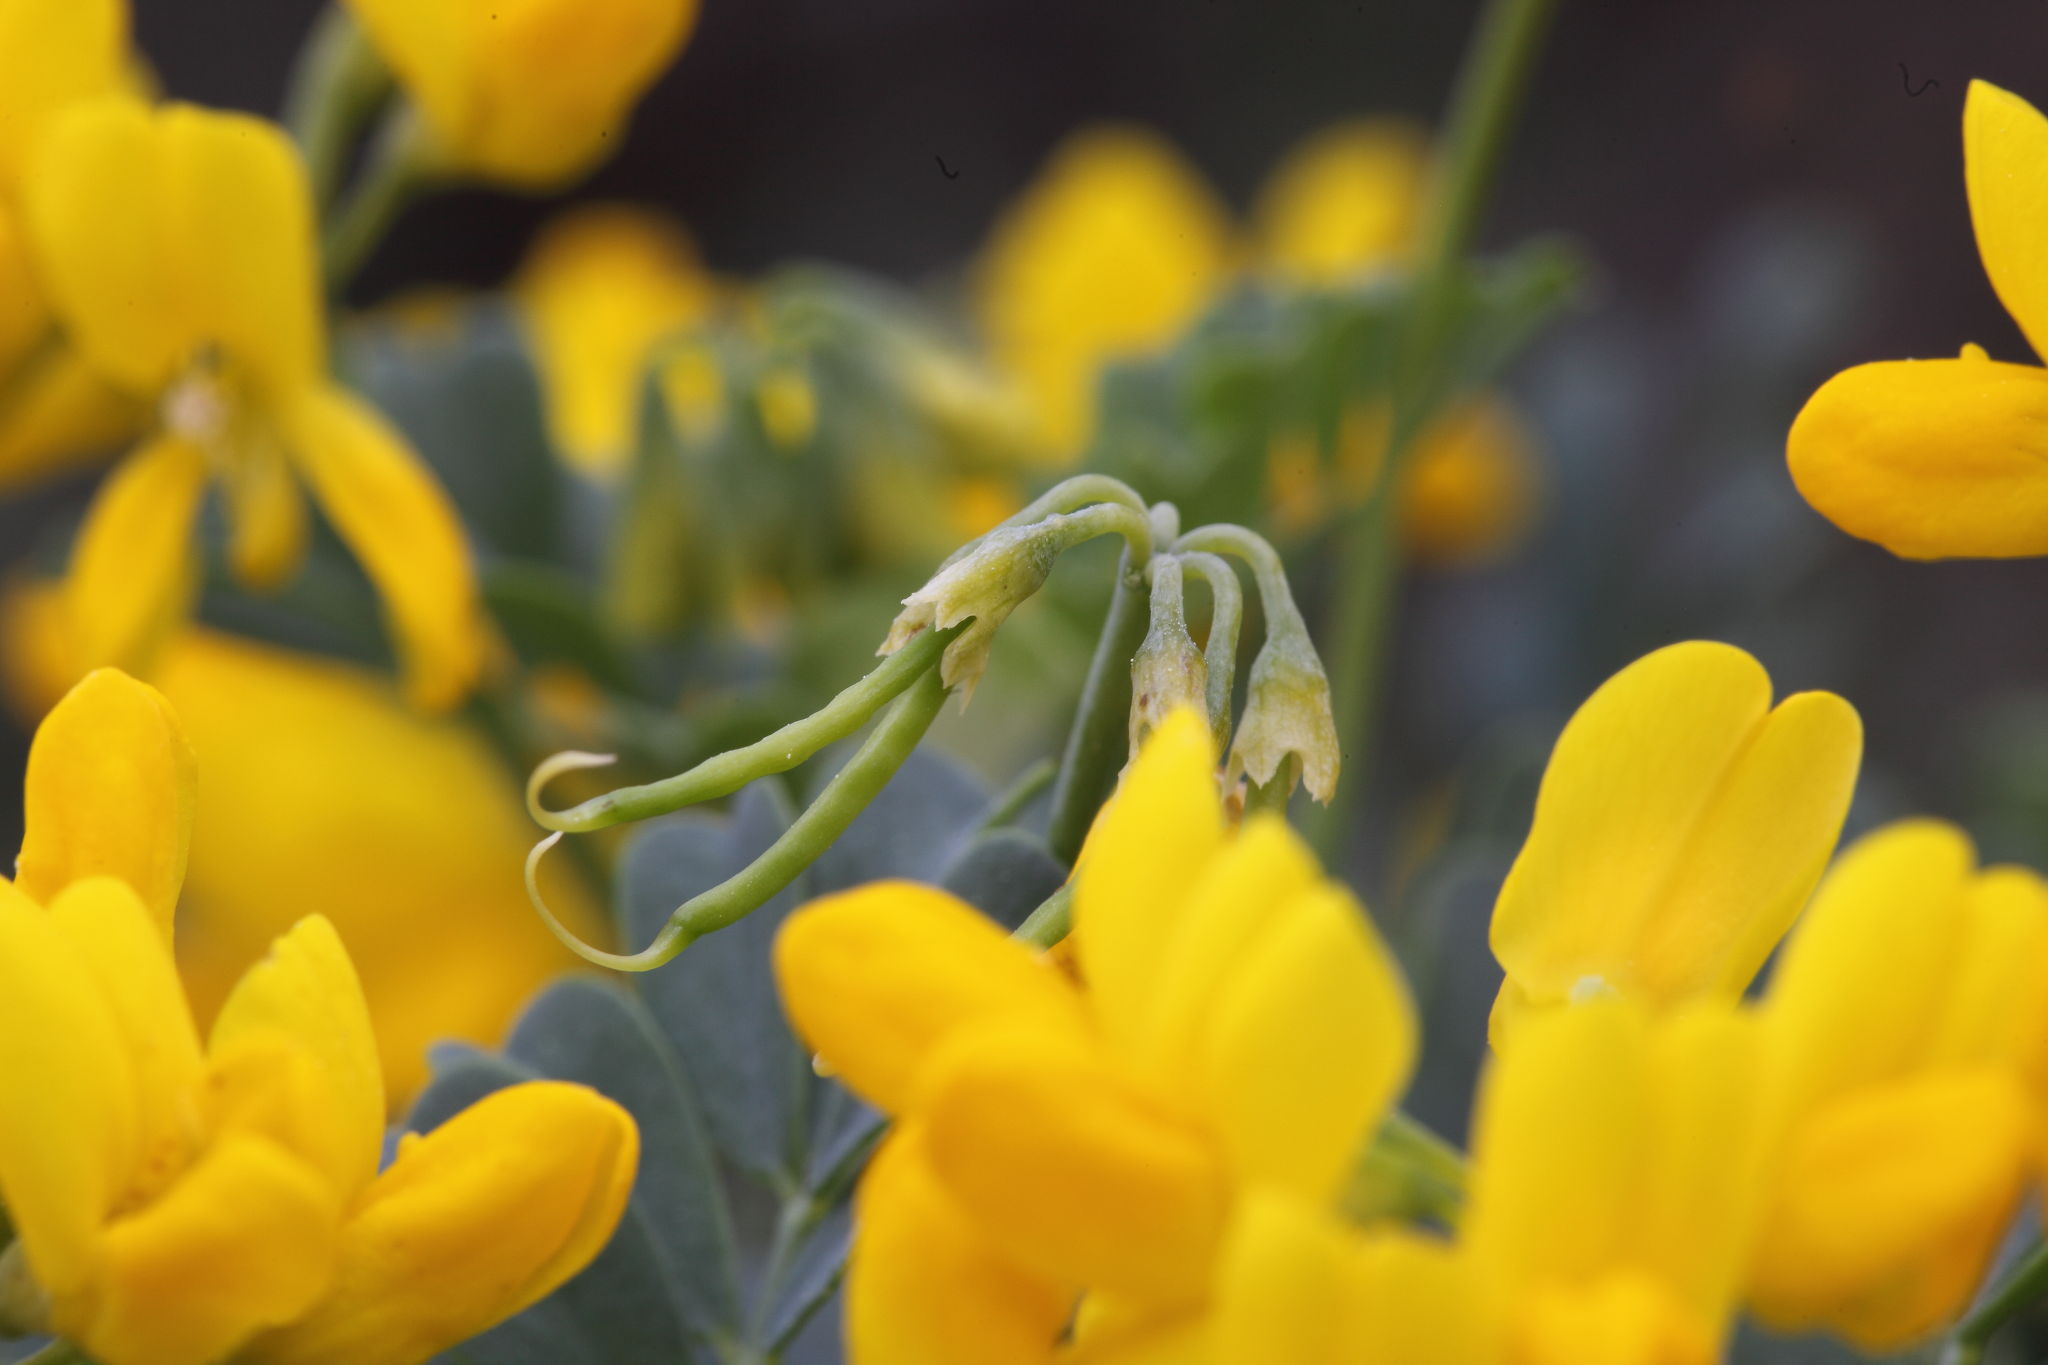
[525, 832, 693, 971]
[526, 751, 621, 832]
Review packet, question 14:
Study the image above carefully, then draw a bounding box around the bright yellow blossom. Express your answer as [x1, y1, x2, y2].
[344, 0, 700, 187]
[977, 127, 1236, 460]
[1464, 999, 1775, 1365]
[0, 668, 638, 1365]
[2, 588, 606, 1106]
[1489, 641, 1861, 1042]
[775, 707, 1414, 1362]
[1789, 80, 2048, 559]
[1747, 820, 2048, 1350]
[1254, 118, 1429, 283]
[23, 97, 485, 709]
[515, 203, 719, 477]
[0, 0, 146, 492]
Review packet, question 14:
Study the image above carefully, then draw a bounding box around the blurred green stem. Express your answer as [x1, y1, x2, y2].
[1346, 1110, 1468, 1227]
[323, 106, 436, 290]
[284, 5, 390, 213]
[1014, 880, 1074, 948]
[1944, 1240, 2048, 1365]
[1317, 0, 1561, 859]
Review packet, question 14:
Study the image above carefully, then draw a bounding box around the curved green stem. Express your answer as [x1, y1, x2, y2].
[1345, 1110, 1468, 1228]
[1175, 550, 1243, 742]
[1173, 525, 1298, 632]
[529, 665, 952, 971]
[1944, 1240, 2048, 1365]
[284, 5, 390, 213]
[528, 625, 957, 832]
[323, 105, 436, 290]
[1014, 880, 1074, 949]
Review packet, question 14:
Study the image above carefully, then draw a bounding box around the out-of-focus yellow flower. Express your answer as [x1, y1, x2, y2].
[1748, 821, 2048, 1350]
[0, 0, 146, 492]
[755, 362, 818, 450]
[3, 587, 606, 1106]
[1267, 397, 1543, 567]
[1464, 998, 1775, 1365]
[775, 707, 1415, 1362]
[23, 98, 484, 709]
[1789, 81, 2048, 559]
[1254, 118, 1429, 284]
[0, 668, 638, 1365]
[344, 0, 699, 188]
[515, 204, 718, 477]
[977, 127, 1236, 461]
[1489, 641, 1862, 1044]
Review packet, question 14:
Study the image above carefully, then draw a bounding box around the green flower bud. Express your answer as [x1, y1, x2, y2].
[1232, 609, 1340, 803]
[1129, 556, 1209, 752]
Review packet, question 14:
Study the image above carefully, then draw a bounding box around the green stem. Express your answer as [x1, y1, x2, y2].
[1944, 1240, 2048, 1365]
[1043, 543, 1152, 865]
[528, 624, 958, 832]
[1175, 550, 1244, 744]
[1344, 1109, 1468, 1228]
[977, 757, 1058, 834]
[1319, 0, 1561, 858]
[1014, 880, 1074, 949]
[284, 5, 390, 213]
[529, 665, 951, 971]
[322, 106, 436, 291]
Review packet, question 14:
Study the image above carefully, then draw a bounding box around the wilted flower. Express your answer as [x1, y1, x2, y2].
[1129, 556, 1208, 752]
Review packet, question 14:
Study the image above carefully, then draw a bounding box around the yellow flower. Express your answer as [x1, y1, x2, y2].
[1267, 397, 1544, 567]
[515, 203, 718, 477]
[1253, 118, 1429, 284]
[1489, 641, 1862, 1043]
[345, 0, 700, 187]
[22, 97, 485, 709]
[0, 0, 147, 493]
[1463, 999, 1775, 1365]
[775, 707, 1415, 1362]
[2, 585, 606, 1107]
[0, 668, 638, 1365]
[977, 127, 1236, 460]
[1789, 80, 2048, 559]
[1747, 820, 2048, 1350]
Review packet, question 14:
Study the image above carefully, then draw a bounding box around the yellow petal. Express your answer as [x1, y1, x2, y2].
[846, 1126, 1071, 1365]
[1925, 866, 2048, 1081]
[1787, 354, 2048, 559]
[62, 435, 208, 680]
[16, 665, 195, 931]
[0, 341, 147, 494]
[920, 1025, 1229, 1306]
[244, 1080, 638, 1365]
[773, 879, 1086, 1115]
[977, 126, 1235, 457]
[224, 430, 309, 590]
[1748, 1068, 2034, 1351]
[1466, 998, 1650, 1292]
[516, 204, 716, 476]
[1399, 396, 1543, 569]
[0, 0, 128, 190]
[208, 915, 385, 1202]
[1254, 118, 1428, 284]
[73, 1134, 343, 1365]
[1965, 81, 2048, 362]
[1762, 820, 1974, 1111]
[1516, 1271, 1716, 1365]
[347, 0, 698, 186]
[1137, 814, 1320, 1072]
[0, 199, 50, 375]
[283, 384, 484, 711]
[0, 892, 138, 1304]
[1490, 640, 1859, 1032]
[25, 98, 323, 395]
[1075, 706, 1224, 1051]
[46, 876, 204, 1201]
[1195, 883, 1415, 1201]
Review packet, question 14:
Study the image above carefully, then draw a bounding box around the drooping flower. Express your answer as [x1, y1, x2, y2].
[515, 203, 719, 477]
[0, 668, 637, 1365]
[344, 0, 700, 188]
[1489, 640, 1862, 1043]
[775, 707, 1415, 1362]
[1747, 820, 2048, 1350]
[976, 127, 1236, 460]
[22, 96, 485, 709]
[1788, 80, 2048, 559]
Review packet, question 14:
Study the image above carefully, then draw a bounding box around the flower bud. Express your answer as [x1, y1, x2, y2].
[1128, 557, 1207, 753]
[880, 520, 1063, 703]
[1230, 602, 1340, 804]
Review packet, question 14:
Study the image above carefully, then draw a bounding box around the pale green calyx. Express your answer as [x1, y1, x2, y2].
[1129, 556, 1208, 753]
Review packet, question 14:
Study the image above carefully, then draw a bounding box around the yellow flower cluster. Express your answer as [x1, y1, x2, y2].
[0, 669, 636, 1365]
[778, 636, 2048, 1363]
